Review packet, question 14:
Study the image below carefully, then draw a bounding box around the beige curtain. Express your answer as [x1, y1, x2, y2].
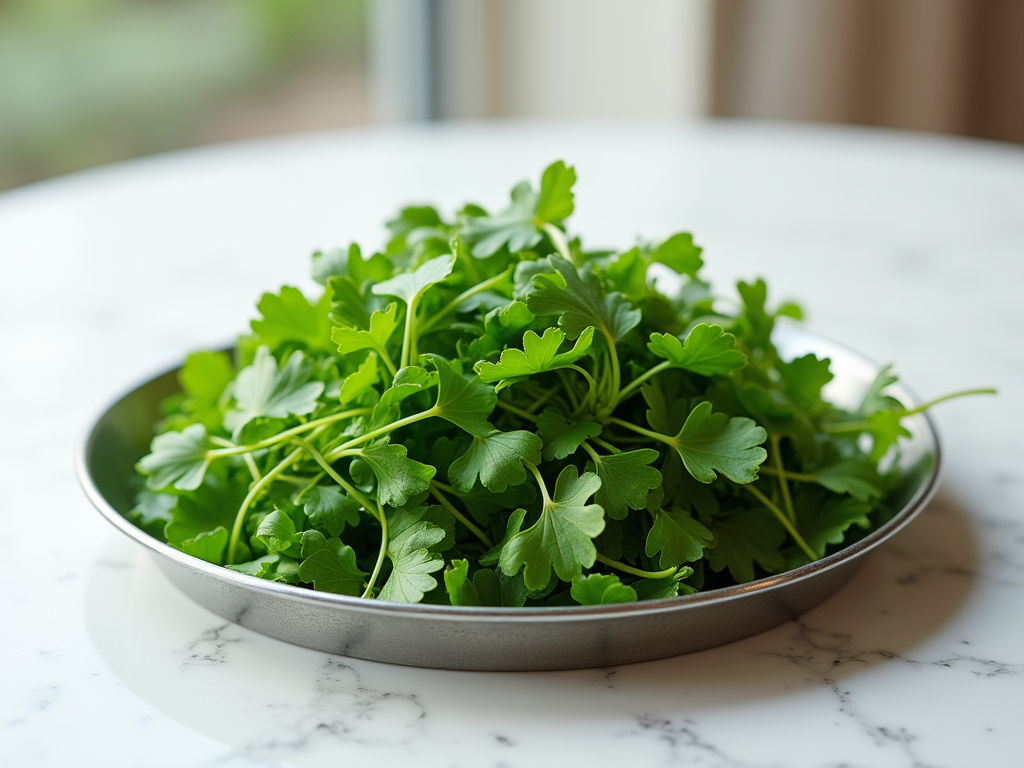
[713, 0, 1024, 144]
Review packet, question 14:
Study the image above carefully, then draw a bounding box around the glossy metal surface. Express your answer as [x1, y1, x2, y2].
[77, 327, 940, 670]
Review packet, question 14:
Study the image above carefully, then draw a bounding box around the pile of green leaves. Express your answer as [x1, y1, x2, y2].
[131, 161, 988, 607]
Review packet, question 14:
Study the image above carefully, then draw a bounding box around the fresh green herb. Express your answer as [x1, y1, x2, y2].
[133, 161, 994, 605]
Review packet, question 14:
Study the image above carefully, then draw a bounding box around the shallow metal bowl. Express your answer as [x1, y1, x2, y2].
[77, 327, 940, 671]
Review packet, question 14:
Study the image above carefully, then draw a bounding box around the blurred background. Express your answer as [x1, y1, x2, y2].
[1, 0, 1021, 191]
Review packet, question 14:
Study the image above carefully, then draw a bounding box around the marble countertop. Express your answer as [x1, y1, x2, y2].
[2, 121, 1022, 768]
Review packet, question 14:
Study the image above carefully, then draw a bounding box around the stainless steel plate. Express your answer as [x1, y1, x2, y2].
[77, 327, 940, 671]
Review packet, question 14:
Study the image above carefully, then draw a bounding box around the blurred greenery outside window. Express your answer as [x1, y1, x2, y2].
[0, 0, 368, 191]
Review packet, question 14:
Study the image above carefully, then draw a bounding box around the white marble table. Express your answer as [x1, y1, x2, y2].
[2, 122, 1022, 768]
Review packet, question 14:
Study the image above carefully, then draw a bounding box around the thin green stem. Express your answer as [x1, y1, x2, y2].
[495, 399, 539, 423]
[603, 332, 621, 403]
[525, 384, 559, 414]
[758, 466, 817, 483]
[556, 368, 582, 411]
[419, 270, 510, 336]
[902, 387, 996, 416]
[429, 483, 493, 548]
[324, 406, 439, 461]
[581, 440, 602, 465]
[207, 409, 370, 458]
[606, 417, 677, 449]
[594, 553, 677, 580]
[567, 364, 599, 403]
[769, 434, 796, 524]
[430, 479, 458, 494]
[616, 361, 671, 404]
[362, 502, 388, 599]
[292, 472, 325, 503]
[374, 343, 399, 378]
[542, 222, 572, 262]
[242, 453, 262, 483]
[227, 446, 304, 564]
[590, 436, 622, 454]
[292, 437, 377, 516]
[524, 461, 552, 506]
[822, 388, 997, 434]
[744, 484, 817, 562]
[400, 297, 417, 369]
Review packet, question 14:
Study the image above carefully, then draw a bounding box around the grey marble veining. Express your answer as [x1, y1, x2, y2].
[2, 122, 1023, 767]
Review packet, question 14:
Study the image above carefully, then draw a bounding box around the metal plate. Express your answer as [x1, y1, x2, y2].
[76, 326, 940, 670]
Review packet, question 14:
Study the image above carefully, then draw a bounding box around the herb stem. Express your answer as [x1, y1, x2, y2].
[542, 222, 572, 262]
[743, 484, 817, 561]
[581, 440, 603, 464]
[226, 446, 305, 564]
[496, 399, 539, 422]
[430, 483, 493, 548]
[208, 409, 370, 458]
[590, 436, 622, 454]
[524, 461, 552, 506]
[292, 437, 377, 517]
[616, 361, 670, 405]
[594, 553, 677, 580]
[419, 269, 510, 336]
[606, 417, 676, 449]
[400, 297, 417, 369]
[758, 466, 817, 483]
[324, 406, 439, 461]
[769, 435, 796, 524]
[362, 502, 388, 599]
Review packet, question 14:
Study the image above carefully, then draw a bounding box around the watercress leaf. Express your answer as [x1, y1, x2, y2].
[651, 232, 703, 277]
[706, 508, 786, 583]
[813, 458, 885, 501]
[479, 508, 527, 566]
[358, 443, 436, 507]
[647, 324, 747, 376]
[177, 350, 234, 430]
[180, 526, 229, 564]
[778, 353, 833, 411]
[474, 326, 594, 386]
[534, 160, 577, 223]
[527, 257, 641, 342]
[585, 448, 662, 520]
[331, 302, 400, 357]
[302, 486, 362, 536]
[229, 553, 300, 584]
[255, 510, 302, 555]
[670, 401, 768, 484]
[313, 242, 391, 287]
[632, 568, 698, 600]
[499, 466, 605, 589]
[297, 530, 365, 596]
[642, 379, 690, 435]
[865, 409, 912, 462]
[251, 286, 334, 353]
[138, 423, 211, 491]
[737, 278, 774, 351]
[645, 507, 714, 568]
[164, 474, 246, 552]
[471, 568, 503, 606]
[454, 483, 536, 525]
[603, 247, 649, 297]
[796, 493, 873, 558]
[338, 352, 379, 405]
[444, 559, 482, 606]
[536, 407, 601, 461]
[371, 253, 456, 306]
[429, 355, 497, 437]
[855, 365, 903, 418]
[570, 573, 637, 605]
[129, 489, 176, 539]
[327, 275, 373, 331]
[462, 182, 541, 257]
[378, 516, 446, 603]
[379, 365, 436, 409]
[224, 346, 324, 439]
[448, 430, 543, 493]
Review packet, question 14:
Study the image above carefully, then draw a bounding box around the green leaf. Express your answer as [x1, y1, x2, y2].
[645, 507, 714, 568]
[371, 253, 455, 306]
[479, 508, 527, 566]
[331, 303, 400, 358]
[256, 509, 303, 555]
[251, 286, 334, 353]
[358, 443, 436, 507]
[647, 324, 747, 376]
[227, 553, 300, 584]
[855, 365, 902, 418]
[224, 346, 324, 439]
[378, 512, 446, 603]
[474, 326, 594, 388]
[570, 573, 637, 605]
[632, 568, 697, 600]
[378, 365, 436, 411]
[429, 355, 497, 437]
[180, 526, 229, 564]
[444, 559, 482, 606]
[499, 466, 605, 589]
[813, 459, 885, 501]
[302, 486, 361, 537]
[339, 352, 379, 405]
[778, 353, 833, 411]
[138, 423, 211, 491]
[177, 350, 234, 430]
[865, 409, 912, 462]
[706, 508, 786, 583]
[448, 430, 543, 493]
[536, 407, 601, 461]
[535, 160, 577, 223]
[796, 492, 872, 558]
[313, 242, 391, 287]
[164, 475, 245, 556]
[650, 232, 703, 277]
[669, 401, 767, 484]
[527, 257, 641, 342]
[737, 278, 774, 351]
[585, 448, 662, 520]
[297, 530, 366, 596]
